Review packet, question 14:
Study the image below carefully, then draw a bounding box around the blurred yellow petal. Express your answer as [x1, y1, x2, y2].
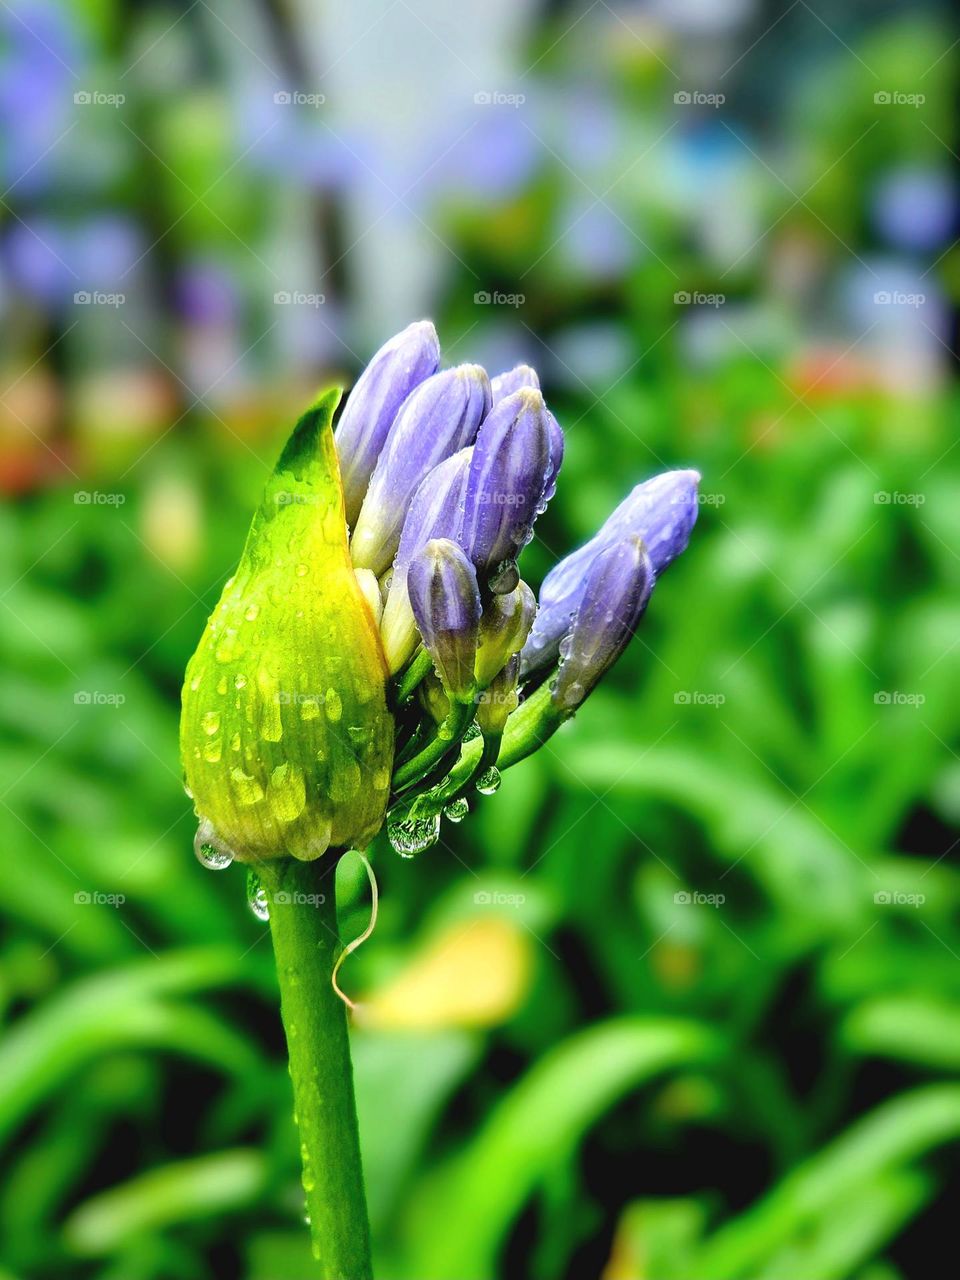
[360, 916, 531, 1031]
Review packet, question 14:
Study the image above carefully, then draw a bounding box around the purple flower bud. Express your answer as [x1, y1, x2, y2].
[521, 468, 699, 674]
[351, 365, 491, 575]
[491, 364, 539, 404]
[335, 321, 440, 526]
[458, 388, 555, 592]
[379, 447, 472, 674]
[550, 537, 654, 712]
[475, 580, 537, 687]
[408, 539, 481, 701]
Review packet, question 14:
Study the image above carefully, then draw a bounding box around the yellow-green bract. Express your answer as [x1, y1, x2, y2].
[180, 389, 394, 863]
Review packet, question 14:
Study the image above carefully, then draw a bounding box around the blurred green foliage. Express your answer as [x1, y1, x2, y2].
[2, 2, 958, 1278]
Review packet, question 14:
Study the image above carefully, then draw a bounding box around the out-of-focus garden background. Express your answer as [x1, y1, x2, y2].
[2, 1, 959, 1277]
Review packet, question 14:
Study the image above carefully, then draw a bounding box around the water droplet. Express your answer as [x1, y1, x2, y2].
[325, 688, 342, 722]
[476, 766, 502, 796]
[463, 721, 482, 742]
[216, 675, 227, 695]
[300, 697, 321, 720]
[296, 562, 309, 577]
[231, 766, 265, 805]
[245, 603, 260, 621]
[444, 796, 469, 823]
[203, 738, 222, 763]
[268, 762, 307, 822]
[387, 812, 440, 857]
[189, 673, 201, 692]
[373, 766, 390, 791]
[202, 710, 221, 736]
[330, 759, 361, 803]
[248, 872, 269, 921]
[193, 818, 234, 870]
[489, 559, 519, 594]
[230, 732, 241, 752]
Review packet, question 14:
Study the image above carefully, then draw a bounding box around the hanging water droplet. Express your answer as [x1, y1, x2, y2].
[476, 766, 502, 796]
[463, 721, 482, 742]
[387, 812, 441, 857]
[202, 710, 221, 736]
[193, 817, 234, 870]
[234, 673, 248, 690]
[247, 872, 270, 921]
[489, 559, 519, 593]
[245, 603, 260, 621]
[443, 796, 469, 823]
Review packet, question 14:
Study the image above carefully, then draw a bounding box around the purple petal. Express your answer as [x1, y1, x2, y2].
[379, 447, 472, 674]
[521, 468, 700, 674]
[491, 364, 539, 404]
[350, 365, 490, 575]
[335, 320, 440, 526]
[408, 538, 481, 700]
[458, 388, 553, 591]
[550, 537, 654, 711]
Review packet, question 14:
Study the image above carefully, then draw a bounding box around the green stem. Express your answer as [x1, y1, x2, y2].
[391, 647, 432, 706]
[259, 857, 373, 1279]
[390, 698, 476, 795]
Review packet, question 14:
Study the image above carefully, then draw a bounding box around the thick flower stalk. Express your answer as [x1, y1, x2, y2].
[180, 320, 699, 1276]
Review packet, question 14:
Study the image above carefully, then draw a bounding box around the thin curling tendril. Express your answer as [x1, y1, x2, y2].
[332, 851, 379, 1013]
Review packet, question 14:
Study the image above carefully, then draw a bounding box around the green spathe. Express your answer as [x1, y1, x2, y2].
[180, 389, 394, 862]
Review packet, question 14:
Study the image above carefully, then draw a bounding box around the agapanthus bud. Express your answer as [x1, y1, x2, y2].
[458, 388, 556, 592]
[475, 580, 537, 687]
[180, 390, 394, 862]
[350, 365, 491, 576]
[522, 468, 699, 674]
[477, 654, 520, 735]
[491, 364, 539, 404]
[407, 538, 481, 701]
[550, 537, 653, 711]
[335, 320, 440, 527]
[379, 447, 472, 675]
